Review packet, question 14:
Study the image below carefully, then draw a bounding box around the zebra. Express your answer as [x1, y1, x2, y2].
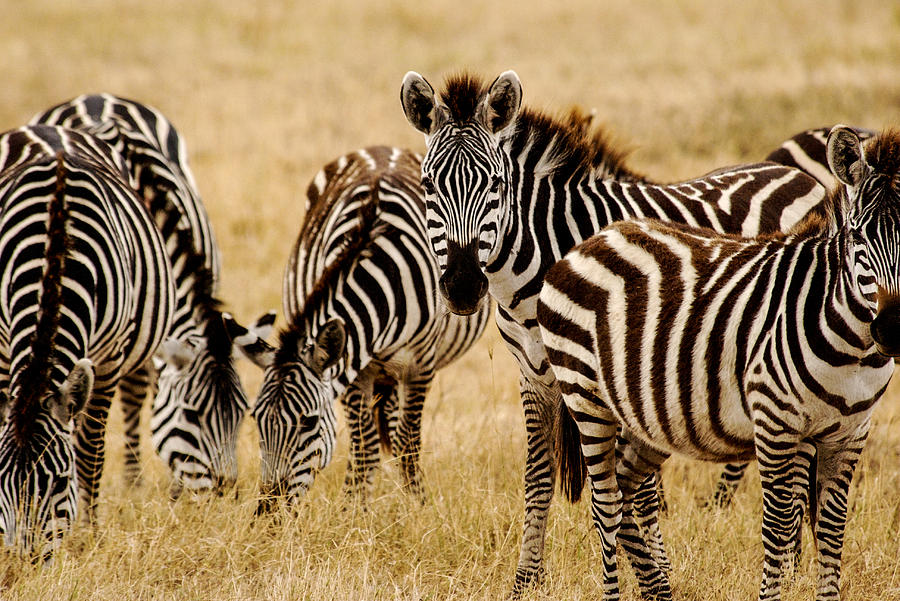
[538, 125, 899, 601]
[30, 94, 271, 496]
[400, 70, 828, 595]
[242, 146, 490, 511]
[0, 125, 175, 559]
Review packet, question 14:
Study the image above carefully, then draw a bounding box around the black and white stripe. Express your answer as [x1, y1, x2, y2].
[538, 126, 899, 601]
[400, 70, 829, 594]
[245, 146, 490, 509]
[31, 95, 266, 496]
[0, 125, 174, 559]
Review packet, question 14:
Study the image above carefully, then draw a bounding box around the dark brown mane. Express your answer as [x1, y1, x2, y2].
[439, 72, 489, 124]
[277, 176, 382, 364]
[511, 106, 641, 182]
[13, 153, 71, 445]
[142, 173, 228, 361]
[866, 129, 900, 187]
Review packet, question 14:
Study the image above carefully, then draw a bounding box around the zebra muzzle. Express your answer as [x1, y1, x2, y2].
[871, 303, 900, 356]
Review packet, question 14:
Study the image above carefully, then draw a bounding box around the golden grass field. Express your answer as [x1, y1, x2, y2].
[2, 1, 900, 599]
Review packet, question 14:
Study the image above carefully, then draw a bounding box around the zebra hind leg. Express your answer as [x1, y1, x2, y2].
[707, 462, 750, 508]
[617, 433, 673, 600]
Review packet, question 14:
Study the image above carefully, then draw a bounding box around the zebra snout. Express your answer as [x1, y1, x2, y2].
[439, 242, 488, 316]
[871, 304, 900, 356]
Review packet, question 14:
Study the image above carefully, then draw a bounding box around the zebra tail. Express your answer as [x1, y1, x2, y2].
[371, 382, 393, 454]
[555, 397, 586, 503]
[807, 448, 819, 529]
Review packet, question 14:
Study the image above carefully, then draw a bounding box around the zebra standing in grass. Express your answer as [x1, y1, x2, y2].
[538, 126, 899, 601]
[400, 70, 827, 595]
[30, 95, 271, 496]
[0, 125, 174, 559]
[244, 146, 490, 510]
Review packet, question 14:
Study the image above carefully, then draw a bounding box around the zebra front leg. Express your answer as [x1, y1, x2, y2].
[810, 435, 867, 601]
[708, 462, 750, 508]
[73, 386, 116, 524]
[392, 373, 433, 498]
[117, 363, 155, 486]
[340, 381, 380, 502]
[510, 378, 557, 597]
[755, 435, 804, 601]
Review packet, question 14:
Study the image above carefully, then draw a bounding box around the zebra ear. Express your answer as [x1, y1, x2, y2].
[401, 72, 439, 135]
[52, 358, 94, 422]
[310, 319, 346, 376]
[483, 70, 522, 134]
[827, 125, 866, 187]
[223, 312, 276, 368]
[157, 338, 199, 372]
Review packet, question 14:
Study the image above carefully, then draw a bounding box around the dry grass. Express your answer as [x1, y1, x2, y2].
[1, 1, 900, 599]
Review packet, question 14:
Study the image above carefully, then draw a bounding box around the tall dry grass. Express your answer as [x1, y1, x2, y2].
[1, 1, 899, 599]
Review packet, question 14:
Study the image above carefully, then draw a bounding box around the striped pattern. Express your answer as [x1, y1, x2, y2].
[31, 95, 256, 496]
[251, 146, 490, 509]
[538, 126, 899, 601]
[0, 125, 174, 558]
[401, 70, 826, 594]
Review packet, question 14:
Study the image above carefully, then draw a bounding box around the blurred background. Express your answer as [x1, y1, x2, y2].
[2, 2, 899, 599]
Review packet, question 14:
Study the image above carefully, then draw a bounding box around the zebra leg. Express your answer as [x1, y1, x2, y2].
[810, 435, 867, 601]
[785, 442, 816, 573]
[756, 437, 804, 601]
[117, 363, 155, 486]
[340, 380, 380, 501]
[510, 378, 557, 597]
[392, 372, 433, 498]
[617, 432, 673, 600]
[708, 462, 750, 508]
[565, 390, 623, 600]
[373, 377, 400, 454]
[73, 385, 116, 524]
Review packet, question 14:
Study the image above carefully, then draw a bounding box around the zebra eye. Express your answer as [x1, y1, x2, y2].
[421, 176, 436, 196]
[490, 176, 502, 194]
[300, 414, 320, 432]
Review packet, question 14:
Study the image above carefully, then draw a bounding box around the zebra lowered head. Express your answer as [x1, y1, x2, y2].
[0, 360, 93, 561]
[400, 71, 522, 315]
[827, 126, 900, 355]
[242, 320, 344, 513]
[152, 310, 275, 498]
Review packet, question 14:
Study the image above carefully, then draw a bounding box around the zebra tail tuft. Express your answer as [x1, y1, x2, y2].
[554, 397, 586, 503]
[807, 448, 819, 529]
[371, 381, 393, 454]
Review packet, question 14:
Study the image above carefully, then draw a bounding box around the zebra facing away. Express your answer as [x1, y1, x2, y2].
[400, 70, 826, 595]
[244, 146, 490, 511]
[0, 125, 175, 559]
[539, 126, 899, 601]
[30, 94, 271, 497]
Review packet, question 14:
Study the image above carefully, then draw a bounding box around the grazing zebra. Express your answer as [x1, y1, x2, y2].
[538, 126, 899, 601]
[0, 125, 175, 559]
[400, 70, 827, 595]
[709, 124, 879, 508]
[30, 94, 270, 496]
[245, 146, 490, 510]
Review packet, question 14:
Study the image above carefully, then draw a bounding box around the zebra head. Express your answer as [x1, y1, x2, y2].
[244, 319, 345, 514]
[0, 359, 93, 561]
[151, 312, 275, 498]
[828, 126, 900, 356]
[401, 71, 522, 315]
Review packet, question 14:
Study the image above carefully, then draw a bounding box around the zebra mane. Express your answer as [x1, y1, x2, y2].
[277, 176, 382, 364]
[13, 153, 71, 445]
[142, 174, 228, 361]
[793, 130, 900, 238]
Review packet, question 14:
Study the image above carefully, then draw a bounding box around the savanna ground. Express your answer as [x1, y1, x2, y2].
[1, 1, 900, 599]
